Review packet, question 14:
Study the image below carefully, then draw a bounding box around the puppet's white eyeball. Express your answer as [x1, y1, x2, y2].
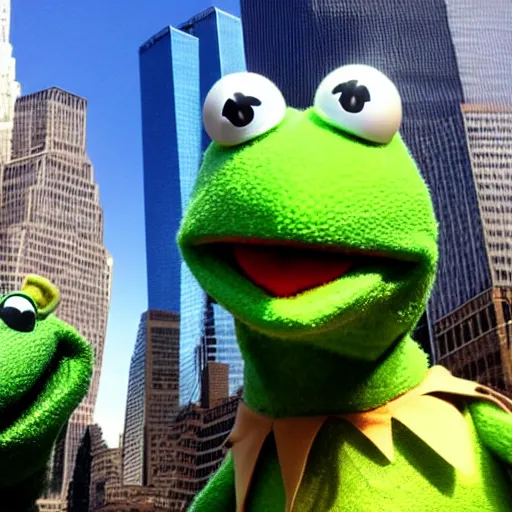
[1, 294, 36, 332]
[203, 72, 287, 147]
[313, 65, 402, 144]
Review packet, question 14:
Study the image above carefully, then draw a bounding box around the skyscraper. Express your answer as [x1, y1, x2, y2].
[122, 310, 180, 487]
[429, 2, 512, 390]
[444, 0, 512, 106]
[139, 7, 245, 405]
[121, 314, 147, 487]
[240, 0, 512, 393]
[0, 0, 20, 163]
[434, 106, 512, 389]
[0, 87, 113, 506]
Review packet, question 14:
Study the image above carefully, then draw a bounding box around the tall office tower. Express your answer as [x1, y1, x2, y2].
[0, 0, 20, 163]
[240, 0, 512, 392]
[432, 2, 512, 390]
[139, 7, 245, 405]
[444, 1, 512, 106]
[434, 105, 512, 390]
[0, 87, 112, 507]
[122, 310, 180, 487]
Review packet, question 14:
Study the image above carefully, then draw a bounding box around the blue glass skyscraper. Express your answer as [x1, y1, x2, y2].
[139, 27, 200, 313]
[139, 8, 246, 405]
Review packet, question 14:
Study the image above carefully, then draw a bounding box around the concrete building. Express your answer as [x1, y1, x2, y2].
[122, 310, 180, 487]
[138, 7, 245, 405]
[89, 428, 122, 512]
[70, 364, 236, 511]
[98, 486, 167, 511]
[167, 363, 239, 511]
[67, 424, 121, 512]
[0, 0, 20, 164]
[68, 425, 167, 512]
[435, 1, 512, 393]
[240, 0, 512, 394]
[0, 87, 112, 507]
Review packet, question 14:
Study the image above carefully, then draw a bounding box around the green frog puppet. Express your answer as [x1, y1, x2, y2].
[0, 275, 92, 510]
[178, 65, 512, 511]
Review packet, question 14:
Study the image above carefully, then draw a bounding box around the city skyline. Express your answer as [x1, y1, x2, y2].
[52, 0, 512, 507]
[10, 0, 242, 448]
[67, 362, 237, 511]
[7, 0, 512, 455]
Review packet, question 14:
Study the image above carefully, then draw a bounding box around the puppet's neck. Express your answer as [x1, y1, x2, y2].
[237, 325, 429, 418]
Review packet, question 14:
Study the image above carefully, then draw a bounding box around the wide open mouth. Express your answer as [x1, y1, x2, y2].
[198, 238, 411, 298]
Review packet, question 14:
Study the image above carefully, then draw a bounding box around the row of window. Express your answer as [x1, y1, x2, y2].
[487, 229, 512, 238]
[436, 306, 497, 357]
[152, 382, 179, 391]
[457, 351, 504, 389]
[481, 203, 512, 214]
[489, 241, 512, 252]
[480, 193, 512, 202]
[149, 311, 180, 322]
[466, 124, 512, 134]
[495, 269, 512, 284]
[198, 418, 235, 439]
[484, 217, 512, 227]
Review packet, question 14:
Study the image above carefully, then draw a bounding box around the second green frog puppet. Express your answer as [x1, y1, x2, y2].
[0, 275, 93, 510]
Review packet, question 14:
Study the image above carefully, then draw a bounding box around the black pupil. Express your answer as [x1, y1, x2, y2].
[1, 304, 36, 332]
[222, 92, 262, 127]
[332, 80, 371, 113]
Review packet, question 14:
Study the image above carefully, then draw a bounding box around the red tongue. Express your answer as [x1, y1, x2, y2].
[233, 244, 353, 297]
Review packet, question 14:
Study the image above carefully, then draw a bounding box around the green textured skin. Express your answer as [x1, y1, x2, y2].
[190, 411, 512, 511]
[0, 295, 93, 510]
[179, 107, 512, 510]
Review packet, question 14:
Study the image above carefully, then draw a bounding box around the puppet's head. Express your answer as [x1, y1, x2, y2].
[0, 275, 92, 487]
[178, 65, 438, 361]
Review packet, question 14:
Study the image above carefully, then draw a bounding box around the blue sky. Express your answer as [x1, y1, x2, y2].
[12, 0, 240, 447]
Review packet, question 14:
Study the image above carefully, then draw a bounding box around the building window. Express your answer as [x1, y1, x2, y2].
[462, 322, 471, 343]
[446, 330, 455, 353]
[479, 310, 490, 333]
[502, 301, 512, 323]
[488, 306, 498, 329]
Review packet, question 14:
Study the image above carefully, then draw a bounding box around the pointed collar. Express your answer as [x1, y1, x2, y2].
[227, 366, 512, 512]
